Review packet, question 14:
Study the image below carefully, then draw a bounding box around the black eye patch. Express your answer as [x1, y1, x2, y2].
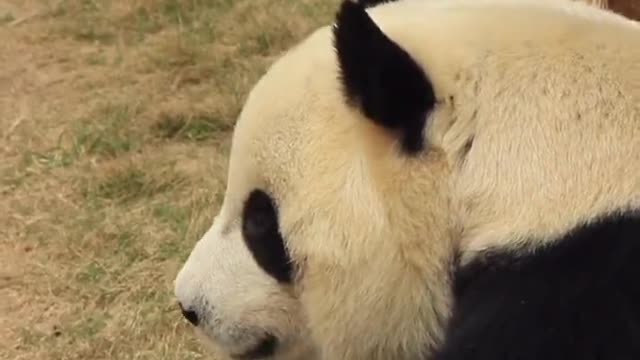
[241, 189, 293, 283]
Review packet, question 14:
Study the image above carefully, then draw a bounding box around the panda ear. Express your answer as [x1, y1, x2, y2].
[359, 0, 395, 7]
[333, 0, 436, 154]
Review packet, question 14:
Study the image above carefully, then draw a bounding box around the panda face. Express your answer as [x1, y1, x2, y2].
[173, 40, 322, 355]
[173, 187, 314, 359]
[175, 0, 639, 359]
[174, 6, 455, 355]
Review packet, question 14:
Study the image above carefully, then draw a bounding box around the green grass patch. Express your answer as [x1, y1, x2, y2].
[0, 12, 15, 25]
[52, 0, 237, 46]
[154, 113, 232, 141]
[153, 203, 188, 235]
[153, 203, 194, 260]
[76, 261, 108, 284]
[111, 230, 147, 265]
[86, 168, 147, 202]
[84, 166, 187, 204]
[73, 27, 117, 44]
[71, 312, 111, 340]
[24, 148, 76, 169]
[72, 103, 141, 158]
[21, 103, 140, 172]
[51, 0, 117, 44]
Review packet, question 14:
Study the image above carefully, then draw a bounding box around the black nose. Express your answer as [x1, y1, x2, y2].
[178, 302, 199, 326]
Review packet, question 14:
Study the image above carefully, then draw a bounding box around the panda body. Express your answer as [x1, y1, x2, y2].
[174, 0, 640, 359]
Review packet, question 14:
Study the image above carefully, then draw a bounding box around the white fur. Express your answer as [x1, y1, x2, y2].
[174, 216, 314, 358]
[175, 0, 639, 359]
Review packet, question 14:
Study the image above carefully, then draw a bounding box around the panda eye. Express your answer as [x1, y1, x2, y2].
[241, 189, 293, 283]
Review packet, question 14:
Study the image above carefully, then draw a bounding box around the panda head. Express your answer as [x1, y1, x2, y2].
[174, 0, 638, 359]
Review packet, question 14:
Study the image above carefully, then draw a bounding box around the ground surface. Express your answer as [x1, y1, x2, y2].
[0, 1, 338, 359]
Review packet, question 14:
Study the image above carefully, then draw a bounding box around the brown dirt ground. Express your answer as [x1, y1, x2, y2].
[0, 1, 337, 359]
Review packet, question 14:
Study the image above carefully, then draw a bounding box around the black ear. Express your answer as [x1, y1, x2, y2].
[333, 0, 436, 154]
[359, 0, 395, 8]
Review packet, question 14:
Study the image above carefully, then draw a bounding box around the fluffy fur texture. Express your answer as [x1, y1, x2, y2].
[174, 0, 639, 359]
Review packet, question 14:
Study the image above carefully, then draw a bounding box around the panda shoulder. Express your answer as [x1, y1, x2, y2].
[435, 210, 640, 360]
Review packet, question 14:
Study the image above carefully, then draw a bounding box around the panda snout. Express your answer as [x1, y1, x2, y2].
[178, 301, 200, 326]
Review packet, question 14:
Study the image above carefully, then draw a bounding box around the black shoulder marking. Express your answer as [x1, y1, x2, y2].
[242, 189, 293, 283]
[359, 0, 396, 8]
[333, 0, 436, 154]
[433, 211, 640, 360]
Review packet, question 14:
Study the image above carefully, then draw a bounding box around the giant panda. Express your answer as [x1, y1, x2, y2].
[173, 0, 640, 359]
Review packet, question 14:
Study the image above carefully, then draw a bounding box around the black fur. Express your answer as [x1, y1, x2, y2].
[242, 190, 293, 283]
[359, 0, 395, 8]
[433, 211, 640, 360]
[333, 0, 436, 154]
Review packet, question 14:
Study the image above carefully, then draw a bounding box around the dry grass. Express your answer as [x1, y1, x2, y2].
[0, 0, 339, 359]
